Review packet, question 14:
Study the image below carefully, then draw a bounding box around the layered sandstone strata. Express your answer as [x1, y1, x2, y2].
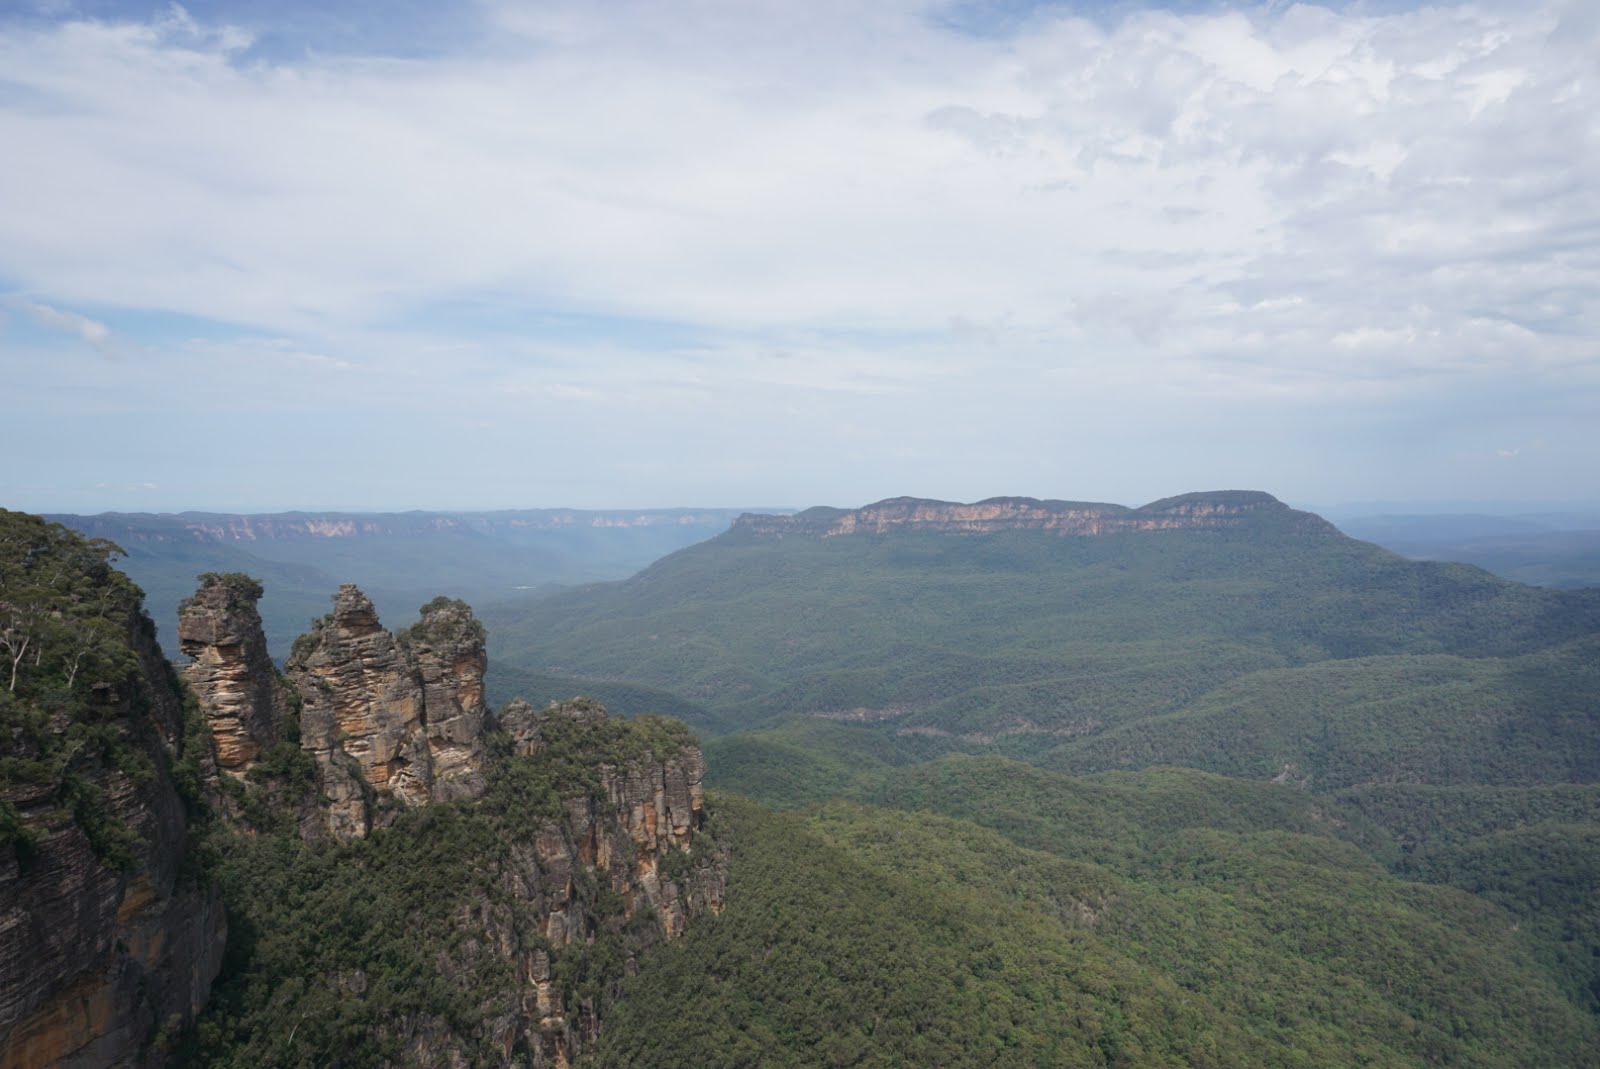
[177, 573, 289, 777]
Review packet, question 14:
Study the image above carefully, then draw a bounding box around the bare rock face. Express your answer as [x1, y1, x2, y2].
[733, 491, 1336, 539]
[177, 574, 288, 779]
[506, 699, 718, 940]
[398, 597, 489, 802]
[1, 610, 225, 1069]
[284, 585, 488, 840]
[426, 699, 725, 1067]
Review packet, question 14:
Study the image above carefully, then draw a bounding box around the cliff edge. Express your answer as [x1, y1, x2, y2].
[0, 512, 225, 1069]
[732, 490, 1334, 539]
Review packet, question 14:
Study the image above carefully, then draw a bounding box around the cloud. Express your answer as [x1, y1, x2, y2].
[6, 297, 115, 355]
[0, 0, 1595, 507]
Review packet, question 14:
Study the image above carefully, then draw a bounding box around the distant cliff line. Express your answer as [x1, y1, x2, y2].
[732, 491, 1335, 538]
[49, 507, 752, 544]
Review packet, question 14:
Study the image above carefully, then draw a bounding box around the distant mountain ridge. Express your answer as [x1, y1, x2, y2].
[46, 507, 754, 659]
[53, 507, 746, 544]
[732, 490, 1329, 538]
[485, 487, 1600, 759]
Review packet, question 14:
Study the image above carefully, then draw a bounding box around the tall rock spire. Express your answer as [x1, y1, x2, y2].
[178, 573, 289, 778]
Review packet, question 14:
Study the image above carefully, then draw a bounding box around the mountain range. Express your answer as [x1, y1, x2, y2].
[5, 491, 1599, 1067]
[47, 508, 750, 660]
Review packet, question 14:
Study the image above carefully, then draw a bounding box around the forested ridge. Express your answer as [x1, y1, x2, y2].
[6, 497, 1600, 1067]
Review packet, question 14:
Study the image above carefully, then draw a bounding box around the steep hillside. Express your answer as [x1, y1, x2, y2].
[589, 794, 1600, 1068]
[179, 698, 727, 1068]
[0, 511, 224, 1067]
[9, 503, 1600, 1068]
[484, 489, 1600, 1037]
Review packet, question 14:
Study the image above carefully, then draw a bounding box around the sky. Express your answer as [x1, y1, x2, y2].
[1, 0, 1595, 513]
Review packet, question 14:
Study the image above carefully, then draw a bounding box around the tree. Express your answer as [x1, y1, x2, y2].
[0, 509, 135, 696]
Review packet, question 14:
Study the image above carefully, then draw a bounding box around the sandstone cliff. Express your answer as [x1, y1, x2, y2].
[176, 683, 725, 1068]
[0, 514, 225, 1068]
[733, 490, 1334, 539]
[284, 585, 489, 840]
[179, 577, 727, 1062]
[393, 699, 725, 1068]
[5, 519, 727, 1069]
[502, 699, 719, 940]
[177, 573, 288, 780]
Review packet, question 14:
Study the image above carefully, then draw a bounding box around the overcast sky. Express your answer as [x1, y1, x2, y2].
[1, 0, 1595, 513]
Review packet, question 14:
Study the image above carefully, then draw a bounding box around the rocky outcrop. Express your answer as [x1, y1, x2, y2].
[209, 697, 726, 1069]
[5, 514, 725, 1069]
[0, 603, 225, 1069]
[423, 698, 725, 1067]
[398, 597, 489, 802]
[284, 585, 489, 839]
[177, 573, 288, 778]
[733, 491, 1334, 539]
[503, 699, 719, 940]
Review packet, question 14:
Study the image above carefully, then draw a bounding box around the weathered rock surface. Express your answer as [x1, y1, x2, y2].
[0, 613, 225, 1069]
[400, 699, 725, 1068]
[177, 573, 288, 778]
[398, 597, 489, 802]
[6, 525, 724, 1069]
[283, 585, 489, 839]
[734, 490, 1334, 539]
[505, 699, 719, 940]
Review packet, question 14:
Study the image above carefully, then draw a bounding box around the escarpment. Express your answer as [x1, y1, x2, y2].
[387, 698, 727, 1067]
[0, 513, 225, 1069]
[734, 490, 1335, 539]
[399, 596, 490, 801]
[3, 514, 726, 1069]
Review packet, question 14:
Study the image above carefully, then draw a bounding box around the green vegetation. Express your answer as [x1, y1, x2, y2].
[1039, 638, 1600, 789]
[12, 499, 1600, 1068]
[184, 572, 267, 612]
[483, 504, 1600, 1059]
[587, 794, 1600, 1068]
[0, 509, 162, 867]
[395, 595, 487, 649]
[485, 519, 1600, 752]
[487, 660, 731, 735]
[180, 711, 706, 1069]
[1339, 783, 1600, 1016]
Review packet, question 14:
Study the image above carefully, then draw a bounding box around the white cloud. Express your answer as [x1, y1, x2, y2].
[6, 297, 115, 354]
[0, 0, 1595, 507]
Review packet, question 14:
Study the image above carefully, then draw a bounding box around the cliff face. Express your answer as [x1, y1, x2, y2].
[399, 597, 489, 802]
[4, 517, 726, 1069]
[177, 574, 288, 779]
[733, 491, 1332, 539]
[412, 699, 726, 1068]
[284, 585, 489, 840]
[502, 700, 719, 940]
[0, 514, 225, 1069]
[177, 662, 724, 1069]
